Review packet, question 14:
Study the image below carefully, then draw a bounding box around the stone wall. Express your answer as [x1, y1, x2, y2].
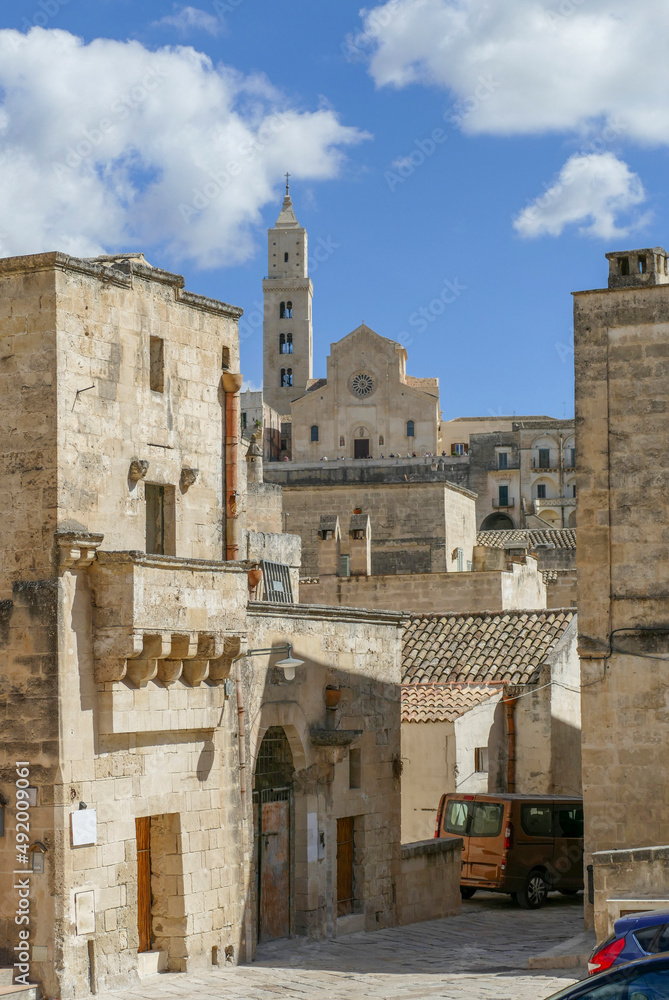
[592, 846, 669, 941]
[279, 480, 475, 579]
[401, 721, 453, 844]
[574, 267, 669, 929]
[301, 558, 546, 615]
[397, 838, 462, 925]
[246, 482, 283, 535]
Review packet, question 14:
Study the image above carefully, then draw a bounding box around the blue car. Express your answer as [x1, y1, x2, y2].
[589, 910, 669, 975]
[545, 953, 669, 998]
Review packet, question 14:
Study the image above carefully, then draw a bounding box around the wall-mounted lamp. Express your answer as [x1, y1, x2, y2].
[29, 842, 47, 874]
[240, 643, 304, 681]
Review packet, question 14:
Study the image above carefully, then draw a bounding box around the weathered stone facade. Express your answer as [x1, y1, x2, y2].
[575, 245, 669, 932]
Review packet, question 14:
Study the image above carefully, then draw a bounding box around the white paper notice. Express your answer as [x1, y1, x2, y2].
[71, 809, 97, 847]
[307, 811, 318, 863]
[75, 890, 96, 935]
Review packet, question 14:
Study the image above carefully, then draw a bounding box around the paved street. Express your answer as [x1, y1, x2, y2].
[101, 893, 585, 1000]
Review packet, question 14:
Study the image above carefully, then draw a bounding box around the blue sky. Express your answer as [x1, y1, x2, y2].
[2, 1, 669, 418]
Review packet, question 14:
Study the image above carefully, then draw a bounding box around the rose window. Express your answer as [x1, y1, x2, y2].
[350, 373, 374, 397]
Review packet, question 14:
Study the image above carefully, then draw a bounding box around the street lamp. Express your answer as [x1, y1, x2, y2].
[241, 643, 304, 681]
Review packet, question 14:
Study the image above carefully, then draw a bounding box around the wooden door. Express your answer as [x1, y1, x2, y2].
[354, 439, 369, 459]
[259, 798, 290, 942]
[136, 817, 152, 953]
[337, 817, 354, 917]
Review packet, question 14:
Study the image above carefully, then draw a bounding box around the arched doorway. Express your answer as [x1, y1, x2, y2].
[480, 512, 515, 530]
[254, 726, 294, 943]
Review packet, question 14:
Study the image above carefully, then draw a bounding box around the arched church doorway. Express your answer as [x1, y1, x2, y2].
[480, 512, 515, 530]
[254, 726, 295, 942]
[353, 426, 370, 459]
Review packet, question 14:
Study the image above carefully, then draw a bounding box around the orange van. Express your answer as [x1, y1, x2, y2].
[434, 792, 584, 909]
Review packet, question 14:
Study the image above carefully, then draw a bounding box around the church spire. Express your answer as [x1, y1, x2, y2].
[274, 172, 299, 228]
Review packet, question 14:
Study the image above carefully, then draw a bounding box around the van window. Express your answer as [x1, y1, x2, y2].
[556, 806, 584, 838]
[444, 800, 470, 835]
[470, 802, 503, 837]
[521, 804, 553, 837]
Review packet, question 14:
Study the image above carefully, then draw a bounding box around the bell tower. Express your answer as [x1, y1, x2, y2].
[262, 176, 313, 414]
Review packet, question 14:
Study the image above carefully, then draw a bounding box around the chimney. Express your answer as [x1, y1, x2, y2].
[318, 515, 341, 577]
[349, 513, 371, 577]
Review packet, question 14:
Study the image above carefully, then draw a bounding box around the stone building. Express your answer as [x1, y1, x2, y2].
[0, 250, 452, 999]
[401, 609, 581, 843]
[441, 416, 576, 531]
[574, 245, 669, 937]
[240, 388, 282, 462]
[476, 528, 577, 609]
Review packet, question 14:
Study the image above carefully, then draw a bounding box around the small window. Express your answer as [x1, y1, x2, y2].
[221, 346, 230, 370]
[279, 333, 293, 354]
[498, 452, 508, 470]
[456, 548, 464, 572]
[310, 425, 319, 442]
[339, 436, 345, 447]
[286, 301, 293, 318]
[521, 804, 553, 838]
[470, 802, 503, 837]
[339, 554, 350, 577]
[145, 484, 176, 556]
[538, 448, 550, 469]
[286, 333, 293, 354]
[149, 336, 164, 393]
[444, 800, 470, 836]
[571, 484, 577, 498]
[474, 747, 489, 773]
[379, 435, 384, 446]
[241, 412, 247, 429]
[537, 484, 546, 499]
[349, 748, 361, 789]
[280, 301, 286, 319]
[619, 256, 630, 276]
[452, 442, 468, 456]
[570, 447, 575, 467]
[638, 254, 647, 274]
[284, 252, 289, 262]
[406, 420, 415, 438]
[280, 368, 293, 388]
[498, 485, 509, 506]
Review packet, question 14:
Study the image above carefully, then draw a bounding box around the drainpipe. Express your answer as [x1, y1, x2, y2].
[222, 372, 244, 560]
[504, 695, 519, 793]
[235, 657, 253, 961]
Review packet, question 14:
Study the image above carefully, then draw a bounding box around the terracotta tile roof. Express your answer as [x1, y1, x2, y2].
[403, 609, 576, 686]
[401, 683, 500, 723]
[476, 528, 576, 551]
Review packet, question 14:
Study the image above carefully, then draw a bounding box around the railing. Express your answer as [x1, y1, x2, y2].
[493, 498, 515, 509]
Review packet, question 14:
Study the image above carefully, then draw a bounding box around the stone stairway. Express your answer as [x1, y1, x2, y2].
[0, 968, 40, 1000]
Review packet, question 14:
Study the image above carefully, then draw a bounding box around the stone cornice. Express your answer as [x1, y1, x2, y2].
[95, 550, 251, 574]
[249, 600, 405, 627]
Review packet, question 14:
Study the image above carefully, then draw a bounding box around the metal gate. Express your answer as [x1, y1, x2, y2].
[254, 727, 295, 943]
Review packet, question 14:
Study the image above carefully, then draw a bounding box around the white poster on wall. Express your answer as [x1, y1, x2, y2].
[71, 809, 97, 847]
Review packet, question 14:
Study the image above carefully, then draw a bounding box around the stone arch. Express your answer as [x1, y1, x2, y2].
[250, 700, 311, 777]
[568, 509, 577, 527]
[480, 512, 515, 530]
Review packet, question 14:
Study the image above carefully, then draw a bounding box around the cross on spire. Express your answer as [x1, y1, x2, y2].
[285, 172, 290, 195]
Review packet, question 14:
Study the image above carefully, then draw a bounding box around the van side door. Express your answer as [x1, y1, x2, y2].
[552, 802, 584, 889]
[514, 802, 555, 884]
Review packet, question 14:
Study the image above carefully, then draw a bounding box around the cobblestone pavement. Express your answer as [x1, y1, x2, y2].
[102, 893, 585, 1000]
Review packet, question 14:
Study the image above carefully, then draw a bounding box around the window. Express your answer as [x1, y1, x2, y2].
[284, 252, 289, 262]
[241, 412, 247, 429]
[349, 749, 361, 789]
[537, 484, 546, 499]
[571, 484, 577, 498]
[470, 802, 503, 837]
[149, 336, 164, 393]
[444, 800, 470, 836]
[145, 484, 175, 556]
[339, 435, 345, 447]
[538, 448, 550, 468]
[286, 301, 293, 318]
[452, 442, 468, 456]
[638, 254, 647, 274]
[498, 485, 509, 506]
[280, 368, 293, 388]
[498, 452, 508, 470]
[521, 804, 553, 837]
[619, 256, 630, 275]
[474, 747, 489, 773]
[555, 806, 583, 838]
[280, 301, 286, 319]
[379, 435, 384, 447]
[569, 447, 575, 467]
[633, 927, 661, 954]
[456, 548, 464, 572]
[221, 346, 230, 370]
[310, 425, 319, 442]
[279, 333, 293, 354]
[339, 554, 351, 577]
[406, 420, 415, 438]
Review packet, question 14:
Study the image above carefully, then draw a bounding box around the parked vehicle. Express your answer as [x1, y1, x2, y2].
[588, 910, 669, 975]
[434, 792, 584, 909]
[543, 953, 669, 998]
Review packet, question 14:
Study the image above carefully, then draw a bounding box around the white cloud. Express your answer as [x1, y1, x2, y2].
[156, 6, 223, 37]
[513, 153, 648, 240]
[357, 0, 669, 145]
[0, 28, 368, 268]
